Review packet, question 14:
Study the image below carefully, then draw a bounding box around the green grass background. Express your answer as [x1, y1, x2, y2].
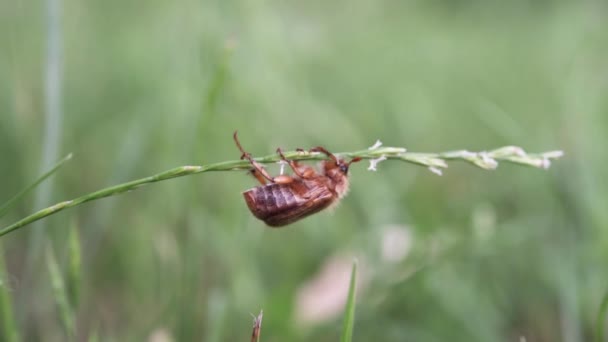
[1, 0, 607, 341]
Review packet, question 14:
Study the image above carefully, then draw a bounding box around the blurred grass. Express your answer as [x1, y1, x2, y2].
[598, 291, 608, 342]
[340, 260, 358, 342]
[66, 223, 81, 313]
[0, 243, 20, 342]
[0, 153, 72, 218]
[46, 245, 75, 341]
[1, 0, 607, 341]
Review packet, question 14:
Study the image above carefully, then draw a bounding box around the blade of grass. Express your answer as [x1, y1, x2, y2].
[203, 39, 235, 118]
[0, 242, 20, 342]
[597, 290, 608, 342]
[66, 222, 81, 310]
[0, 143, 563, 238]
[0, 153, 72, 218]
[340, 259, 358, 342]
[47, 245, 75, 341]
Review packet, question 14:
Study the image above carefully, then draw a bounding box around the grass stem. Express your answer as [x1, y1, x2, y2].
[340, 259, 358, 342]
[0, 145, 562, 238]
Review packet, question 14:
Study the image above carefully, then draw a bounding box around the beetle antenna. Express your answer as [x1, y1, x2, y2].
[348, 157, 362, 166]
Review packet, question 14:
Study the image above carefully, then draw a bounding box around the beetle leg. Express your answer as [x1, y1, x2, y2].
[250, 167, 294, 185]
[276, 148, 316, 179]
[249, 169, 268, 185]
[234, 131, 275, 183]
[246, 159, 275, 183]
[309, 146, 338, 163]
[273, 174, 295, 184]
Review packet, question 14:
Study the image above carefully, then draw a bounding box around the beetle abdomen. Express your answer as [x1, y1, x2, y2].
[244, 183, 299, 217]
[243, 181, 334, 227]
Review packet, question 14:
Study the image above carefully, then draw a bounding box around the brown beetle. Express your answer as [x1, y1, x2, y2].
[234, 132, 361, 227]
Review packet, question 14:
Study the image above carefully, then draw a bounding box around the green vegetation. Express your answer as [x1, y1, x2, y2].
[1, 0, 607, 341]
[0, 243, 20, 342]
[0, 145, 562, 237]
[341, 260, 358, 342]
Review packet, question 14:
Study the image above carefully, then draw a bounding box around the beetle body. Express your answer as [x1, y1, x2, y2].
[234, 132, 359, 227]
[243, 180, 333, 227]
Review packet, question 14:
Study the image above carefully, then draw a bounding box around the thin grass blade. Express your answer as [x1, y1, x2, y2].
[67, 222, 81, 309]
[0, 242, 20, 342]
[47, 245, 75, 341]
[0, 144, 562, 238]
[597, 290, 608, 342]
[340, 259, 358, 342]
[0, 153, 73, 218]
